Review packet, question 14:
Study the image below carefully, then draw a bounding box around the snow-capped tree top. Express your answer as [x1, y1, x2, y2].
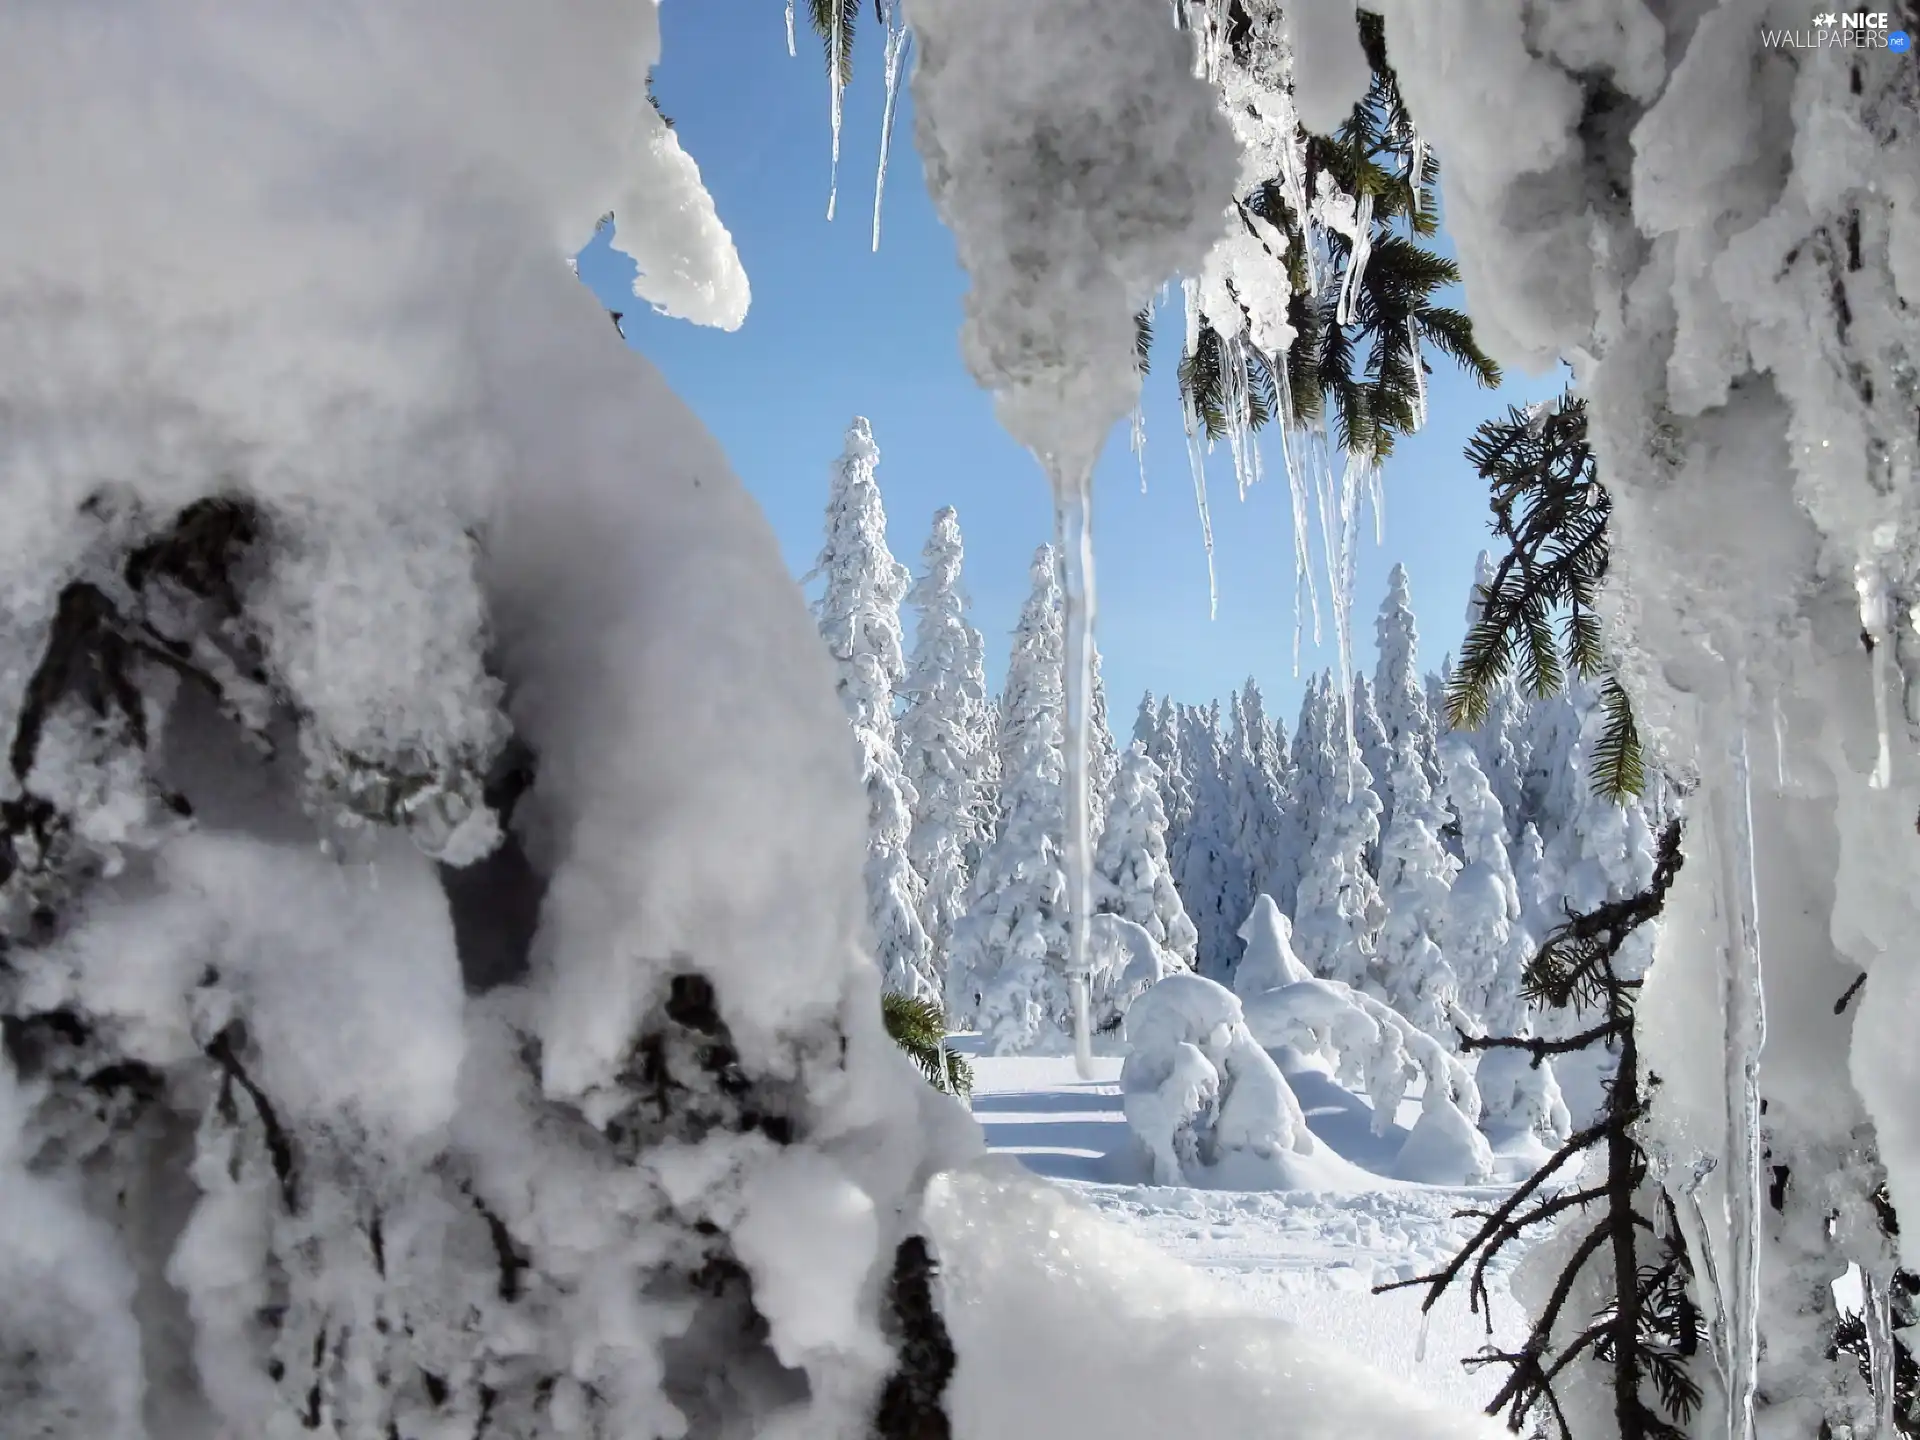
[1233, 894, 1315, 996]
[1373, 562, 1436, 776]
[810, 415, 912, 739]
[1467, 549, 1497, 628]
[1132, 690, 1158, 749]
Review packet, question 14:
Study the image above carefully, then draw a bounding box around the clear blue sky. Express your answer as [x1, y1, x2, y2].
[577, 2, 1565, 737]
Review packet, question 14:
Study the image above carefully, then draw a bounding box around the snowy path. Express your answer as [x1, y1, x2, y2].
[965, 1046, 1531, 1414]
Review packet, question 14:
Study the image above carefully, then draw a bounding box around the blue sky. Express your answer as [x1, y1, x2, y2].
[578, 3, 1566, 737]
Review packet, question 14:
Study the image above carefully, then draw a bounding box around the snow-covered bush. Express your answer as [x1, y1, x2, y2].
[1119, 973, 1313, 1187]
[1239, 976, 1489, 1184]
[1473, 1047, 1571, 1150]
[1086, 912, 1186, 1036]
[1232, 893, 1315, 997]
[1371, 729, 1463, 1042]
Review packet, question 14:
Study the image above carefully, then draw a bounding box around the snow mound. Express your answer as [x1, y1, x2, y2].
[1120, 973, 1374, 1190]
[925, 1159, 1505, 1440]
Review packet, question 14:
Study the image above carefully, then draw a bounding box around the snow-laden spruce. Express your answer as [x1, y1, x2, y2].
[1094, 743, 1200, 969]
[1276, 672, 1342, 914]
[948, 545, 1072, 1048]
[1293, 754, 1386, 991]
[900, 506, 995, 967]
[1224, 680, 1288, 914]
[1437, 736, 1529, 1040]
[1374, 563, 1440, 826]
[1171, 703, 1245, 981]
[810, 416, 937, 998]
[1372, 729, 1463, 1044]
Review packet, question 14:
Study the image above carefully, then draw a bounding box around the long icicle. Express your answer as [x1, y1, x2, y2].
[1052, 459, 1100, 1080]
[785, 0, 796, 56]
[1712, 666, 1766, 1440]
[870, 11, 909, 252]
[1864, 1265, 1898, 1439]
[826, 0, 846, 221]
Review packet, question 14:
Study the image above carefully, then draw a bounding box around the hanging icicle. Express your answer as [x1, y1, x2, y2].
[1711, 665, 1767, 1440]
[785, 0, 796, 56]
[826, 0, 846, 221]
[1130, 406, 1149, 494]
[1859, 563, 1894, 789]
[1864, 1266, 1899, 1440]
[1049, 460, 1101, 1081]
[870, 8, 910, 252]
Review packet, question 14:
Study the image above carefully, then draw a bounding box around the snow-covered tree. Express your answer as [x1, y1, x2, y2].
[899, 505, 994, 967]
[1275, 673, 1340, 915]
[1550, 698, 1658, 982]
[1291, 759, 1384, 991]
[1370, 730, 1461, 1042]
[1224, 680, 1286, 918]
[1146, 696, 1194, 860]
[1437, 735, 1527, 1039]
[1349, 673, 1392, 875]
[948, 545, 1069, 1046]
[1372, 563, 1439, 811]
[1094, 743, 1199, 968]
[1459, 553, 1532, 840]
[1131, 690, 1158, 750]
[810, 416, 935, 997]
[1171, 702, 1243, 982]
[1087, 635, 1120, 843]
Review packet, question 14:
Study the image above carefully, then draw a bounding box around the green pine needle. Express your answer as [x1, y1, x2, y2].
[881, 991, 973, 1098]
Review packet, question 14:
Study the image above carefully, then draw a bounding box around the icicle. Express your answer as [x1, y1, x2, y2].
[1711, 665, 1766, 1440]
[1184, 411, 1219, 619]
[1130, 406, 1149, 494]
[1656, 1149, 1731, 1394]
[1336, 191, 1375, 327]
[1273, 368, 1321, 674]
[1772, 694, 1788, 789]
[1865, 1266, 1899, 1439]
[1414, 1310, 1430, 1363]
[1408, 315, 1428, 432]
[826, 5, 846, 222]
[870, 12, 909, 252]
[1859, 564, 1893, 788]
[785, 0, 796, 56]
[1050, 459, 1101, 1081]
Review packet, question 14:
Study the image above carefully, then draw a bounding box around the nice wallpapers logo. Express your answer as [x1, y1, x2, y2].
[1766, 10, 1913, 46]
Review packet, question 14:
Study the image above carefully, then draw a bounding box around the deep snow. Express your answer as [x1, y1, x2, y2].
[960, 1039, 1535, 1414]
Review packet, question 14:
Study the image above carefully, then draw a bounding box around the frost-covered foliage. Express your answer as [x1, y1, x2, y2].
[1119, 973, 1315, 1188]
[1275, 672, 1341, 913]
[1094, 744, 1200, 968]
[900, 506, 995, 965]
[1237, 973, 1488, 1184]
[949, 548, 1071, 1049]
[1350, 673, 1395, 870]
[1373, 730, 1463, 1043]
[1085, 912, 1188, 1036]
[0, 7, 980, 1436]
[1461, 551, 1531, 836]
[812, 416, 936, 997]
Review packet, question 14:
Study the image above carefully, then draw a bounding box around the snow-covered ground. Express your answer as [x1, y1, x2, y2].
[963, 1040, 1532, 1414]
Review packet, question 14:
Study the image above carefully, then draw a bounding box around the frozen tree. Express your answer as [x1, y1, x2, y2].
[1171, 703, 1243, 982]
[1087, 637, 1120, 843]
[1130, 690, 1158, 750]
[1373, 563, 1439, 807]
[1510, 820, 1560, 957]
[1437, 736, 1527, 1040]
[1517, 686, 1582, 848]
[899, 506, 995, 967]
[1147, 697, 1194, 862]
[947, 546, 1069, 1047]
[1371, 730, 1462, 1043]
[810, 417, 936, 997]
[1094, 743, 1199, 968]
[1550, 699, 1658, 982]
[1292, 758, 1385, 991]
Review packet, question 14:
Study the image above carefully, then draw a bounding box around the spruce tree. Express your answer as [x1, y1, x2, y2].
[1462, 551, 1532, 839]
[1292, 754, 1385, 990]
[1093, 743, 1200, 969]
[1374, 562, 1440, 809]
[1350, 672, 1393, 874]
[1276, 672, 1339, 916]
[899, 506, 994, 970]
[1225, 680, 1287, 920]
[1372, 728, 1461, 1041]
[947, 546, 1070, 1047]
[1438, 735, 1527, 1039]
[1172, 702, 1243, 982]
[809, 417, 935, 997]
